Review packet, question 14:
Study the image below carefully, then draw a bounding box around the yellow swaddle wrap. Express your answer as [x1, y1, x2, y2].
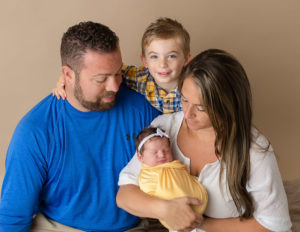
[138, 160, 208, 230]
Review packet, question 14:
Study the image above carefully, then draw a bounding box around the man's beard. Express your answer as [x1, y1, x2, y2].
[74, 79, 116, 112]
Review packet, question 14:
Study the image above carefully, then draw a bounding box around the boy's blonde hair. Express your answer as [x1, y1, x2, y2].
[141, 17, 190, 57]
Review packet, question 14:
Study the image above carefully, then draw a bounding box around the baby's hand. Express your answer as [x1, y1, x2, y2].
[52, 74, 66, 100]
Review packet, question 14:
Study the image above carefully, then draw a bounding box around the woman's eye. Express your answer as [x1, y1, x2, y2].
[181, 97, 188, 102]
[196, 106, 205, 112]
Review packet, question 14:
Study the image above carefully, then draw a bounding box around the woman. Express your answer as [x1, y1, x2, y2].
[117, 49, 291, 231]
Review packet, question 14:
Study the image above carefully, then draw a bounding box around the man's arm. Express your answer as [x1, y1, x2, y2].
[0, 120, 47, 232]
[116, 184, 203, 231]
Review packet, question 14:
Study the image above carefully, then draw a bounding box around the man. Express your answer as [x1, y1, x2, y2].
[0, 21, 160, 232]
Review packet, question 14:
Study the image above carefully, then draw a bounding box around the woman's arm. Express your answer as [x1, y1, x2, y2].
[200, 217, 272, 232]
[116, 184, 203, 231]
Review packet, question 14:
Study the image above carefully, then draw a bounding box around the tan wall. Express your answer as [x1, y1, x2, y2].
[1, 0, 299, 190]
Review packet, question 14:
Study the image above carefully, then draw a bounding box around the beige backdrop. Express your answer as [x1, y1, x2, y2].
[0, 0, 299, 190]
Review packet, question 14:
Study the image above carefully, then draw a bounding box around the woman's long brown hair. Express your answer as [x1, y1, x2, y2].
[178, 49, 254, 218]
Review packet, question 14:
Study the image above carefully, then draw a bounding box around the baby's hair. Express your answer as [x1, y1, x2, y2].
[141, 17, 190, 57]
[135, 127, 169, 154]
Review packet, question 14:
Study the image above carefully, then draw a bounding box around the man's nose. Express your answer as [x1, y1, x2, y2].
[106, 76, 121, 92]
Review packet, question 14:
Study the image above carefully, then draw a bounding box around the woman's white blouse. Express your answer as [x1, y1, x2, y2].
[118, 112, 292, 232]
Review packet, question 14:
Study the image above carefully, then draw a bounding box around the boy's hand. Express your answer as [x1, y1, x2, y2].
[161, 197, 203, 231]
[52, 74, 66, 100]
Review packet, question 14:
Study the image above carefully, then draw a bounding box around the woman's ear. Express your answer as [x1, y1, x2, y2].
[61, 65, 76, 85]
[137, 152, 143, 162]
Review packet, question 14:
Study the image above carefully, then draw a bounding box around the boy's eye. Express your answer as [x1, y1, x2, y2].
[150, 55, 158, 59]
[168, 54, 177, 59]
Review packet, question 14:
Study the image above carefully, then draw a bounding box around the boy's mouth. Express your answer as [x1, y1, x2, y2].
[158, 71, 171, 77]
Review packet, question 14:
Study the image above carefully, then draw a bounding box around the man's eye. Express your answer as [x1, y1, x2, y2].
[95, 78, 106, 83]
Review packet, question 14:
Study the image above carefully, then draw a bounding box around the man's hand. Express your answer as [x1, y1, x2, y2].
[160, 197, 203, 231]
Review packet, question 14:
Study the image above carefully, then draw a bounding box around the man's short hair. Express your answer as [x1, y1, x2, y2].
[60, 21, 119, 74]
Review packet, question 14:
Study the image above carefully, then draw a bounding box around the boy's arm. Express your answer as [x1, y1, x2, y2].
[122, 65, 148, 93]
[52, 74, 66, 100]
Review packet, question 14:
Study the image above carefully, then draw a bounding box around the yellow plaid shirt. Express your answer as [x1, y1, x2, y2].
[122, 65, 182, 114]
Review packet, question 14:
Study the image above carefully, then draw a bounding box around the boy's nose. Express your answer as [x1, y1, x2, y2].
[160, 58, 168, 68]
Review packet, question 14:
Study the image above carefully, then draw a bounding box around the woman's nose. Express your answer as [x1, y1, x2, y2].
[184, 104, 196, 119]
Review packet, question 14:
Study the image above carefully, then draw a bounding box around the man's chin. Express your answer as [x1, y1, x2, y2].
[80, 100, 116, 112]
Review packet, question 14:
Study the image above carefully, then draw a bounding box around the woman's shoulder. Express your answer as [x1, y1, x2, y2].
[151, 111, 183, 128]
[250, 127, 277, 171]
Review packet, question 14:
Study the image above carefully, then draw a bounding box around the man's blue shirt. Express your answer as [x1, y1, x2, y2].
[0, 84, 160, 232]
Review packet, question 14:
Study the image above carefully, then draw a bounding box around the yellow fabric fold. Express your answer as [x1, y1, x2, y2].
[138, 160, 208, 230]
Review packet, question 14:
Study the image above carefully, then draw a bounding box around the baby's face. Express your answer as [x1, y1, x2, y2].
[140, 137, 173, 166]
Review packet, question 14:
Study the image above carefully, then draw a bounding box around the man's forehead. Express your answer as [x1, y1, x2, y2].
[81, 50, 122, 73]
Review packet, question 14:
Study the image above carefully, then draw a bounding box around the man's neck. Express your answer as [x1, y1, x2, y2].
[65, 90, 90, 112]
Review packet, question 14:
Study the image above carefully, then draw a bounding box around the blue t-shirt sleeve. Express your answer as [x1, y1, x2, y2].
[0, 118, 47, 232]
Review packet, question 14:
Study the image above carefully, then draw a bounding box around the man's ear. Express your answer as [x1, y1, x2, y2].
[140, 55, 148, 68]
[61, 65, 76, 85]
[137, 152, 143, 162]
[184, 53, 192, 66]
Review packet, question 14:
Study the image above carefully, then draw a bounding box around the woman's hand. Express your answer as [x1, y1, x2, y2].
[161, 197, 203, 231]
[52, 74, 66, 100]
[117, 185, 203, 231]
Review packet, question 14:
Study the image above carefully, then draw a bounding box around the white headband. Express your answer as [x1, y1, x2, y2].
[137, 128, 169, 152]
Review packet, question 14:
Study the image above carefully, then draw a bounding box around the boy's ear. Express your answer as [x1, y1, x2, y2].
[61, 65, 76, 84]
[140, 55, 148, 68]
[137, 152, 143, 162]
[184, 53, 192, 66]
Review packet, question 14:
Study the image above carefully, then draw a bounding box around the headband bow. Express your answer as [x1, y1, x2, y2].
[137, 128, 169, 152]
